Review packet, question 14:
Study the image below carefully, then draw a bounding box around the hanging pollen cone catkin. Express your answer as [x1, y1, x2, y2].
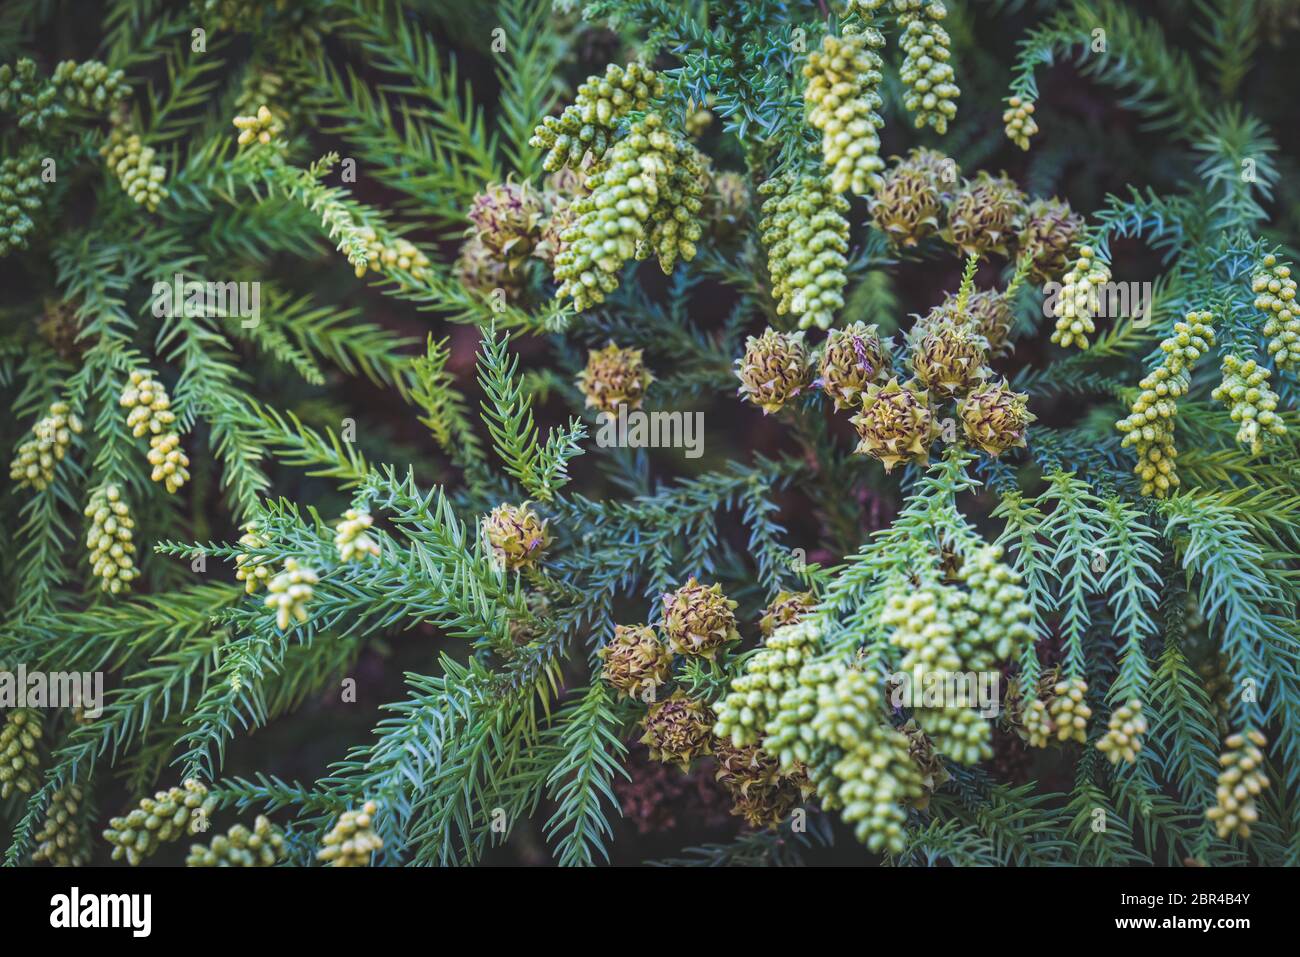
[803, 30, 886, 195]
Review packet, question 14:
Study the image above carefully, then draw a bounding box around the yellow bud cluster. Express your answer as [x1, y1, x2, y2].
[232, 104, 283, 147]
[1207, 730, 1269, 840]
[1047, 677, 1091, 743]
[1002, 95, 1038, 150]
[1252, 254, 1299, 368]
[264, 557, 319, 631]
[1096, 699, 1147, 765]
[84, 484, 139, 594]
[318, 800, 383, 866]
[1049, 245, 1112, 349]
[32, 784, 91, 866]
[9, 401, 81, 490]
[120, 370, 189, 493]
[894, 0, 960, 133]
[353, 226, 432, 284]
[1115, 312, 1216, 497]
[103, 778, 216, 865]
[101, 124, 167, 211]
[1211, 355, 1286, 455]
[0, 708, 42, 799]
[335, 508, 380, 562]
[234, 522, 272, 594]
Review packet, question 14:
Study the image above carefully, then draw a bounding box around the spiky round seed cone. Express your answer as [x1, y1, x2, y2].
[1253, 254, 1300, 369]
[317, 800, 383, 866]
[578, 342, 654, 414]
[598, 624, 673, 698]
[529, 62, 662, 171]
[909, 318, 987, 397]
[901, 720, 950, 808]
[1049, 245, 1111, 349]
[9, 401, 82, 491]
[84, 484, 139, 594]
[234, 522, 271, 594]
[759, 590, 817, 637]
[1097, 700, 1147, 765]
[917, 288, 1015, 358]
[736, 328, 812, 414]
[1048, 677, 1091, 743]
[851, 377, 939, 471]
[640, 690, 714, 771]
[264, 557, 319, 631]
[0, 708, 42, 799]
[817, 322, 891, 410]
[455, 235, 522, 301]
[187, 815, 287, 867]
[467, 181, 544, 269]
[1115, 312, 1216, 497]
[482, 502, 552, 572]
[32, 784, 90, 866]
[803, 30, 886, 195]
[894, 0, 960, 133]
[103, 778, 216, 866]
[0, 150, 43, 255]
[1018, 197, 1083, 283]
[1002, 95, 1038, 150]
[1206, 730, 1269, 840]
[553, 113, 703, 310]
[1212, 354, 1287, 455]
[713, 619, 821, 753]
[232, 103, 283, 147]
[869, 148, 954, 247]
[712, 738, 807, 829]
[335, 508, 380, 562]
[661, 577, 740, 659]
[942, 172, 1025, 258]
[958, 380, 1034, 456]
[757, 172, 850, 330]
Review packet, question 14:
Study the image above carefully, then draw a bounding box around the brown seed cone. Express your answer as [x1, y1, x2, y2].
[1018, 197, 1084, 282]
[736, 328, 812, 414]
[817, 322, 892, 411]
[577, 342, 654, 414]
[869, 148, 955, 247]
[482, 502, 552, 571]
[942, 172, 1026, 258]
[758, 590, 816, 637]
[909, 320, 988, 397]
[661, 577, 740, 659]
[640, 691, 715, 771]
[916, 288, 1016, 358]
[850, 377, 939, 472]
[597, 624, 673, 698]
[958, 380, 1035, 456]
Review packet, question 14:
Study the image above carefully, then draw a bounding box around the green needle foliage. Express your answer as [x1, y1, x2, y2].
[1, 0, 1298, 868]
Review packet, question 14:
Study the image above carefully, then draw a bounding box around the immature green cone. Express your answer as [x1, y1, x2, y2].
[811, 666, 925, 853]
[1049, 245, 1112, 349]
[187, 814, 287, 867]
[483, 502, 552, 572]
[1018, 197, 1083, 283]
[103, 778, 216, 866]
[1002, 95, 1038, 150]
[1048, 677, 1091, 743]
[1096, 700, 1147, 765]
[759, 590, 817, 637]
[85, 484, 139, 594]
[736, 328, 812, 414]
[1252, 254, 1299, 368]
[1211, 355, 1287, 455]
[639, 690, 714, 771]
[50, 58, 130, 112]
[232, 103, 283, 147]
[32, 784, 90, 866]
[914, 704, 992, 765]
[467, 181, 544, 269]
[803, 30, 886, 195]
[101, 121, 168, 211]
[597, 624, 673, 699]
[918, 288, 1015, 358]
[264, 557, 319, 631]
[0, 708, 42, 799]
[553, 113, 703, 310]
[529, 62, 662, 171]
[121, 370, 190, 493]
[869, 148, 954, 247]
[881, 580, 964, 677]
[894, 0, 960, 133]
[950, 544, 1037, 670]
[335, 508, 380, 562]
[850, 378, 939, 471]
[1115, 312, 1216, 497]
[578, 342, 654, 414]
[9, 401, 82, 491]
[318, 800, 383, 866]
[909, 317, 987, 397]
[942, 172, 1024, 258]
[958, 380, 1034, 456]
[714, 619, 821, 753]
[1206, 730, 1269, 840]
[817, 322, 891, 411]
[757, 172, 850, 330]
[234, 522, 272, 594]
[661, 577, 740, 659]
